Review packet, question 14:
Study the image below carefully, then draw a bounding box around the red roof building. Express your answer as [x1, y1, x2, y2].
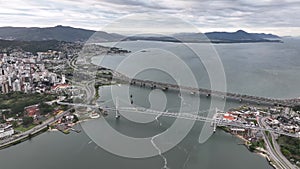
[51, 84, 69, 90]
[223, 113, 237, 121]
[25, 105, 40, 117]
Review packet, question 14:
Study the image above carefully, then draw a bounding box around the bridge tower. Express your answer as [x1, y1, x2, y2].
[212, 108, 218, 133]
[213, 120, 217, 133]
[115, 97, 120, 119]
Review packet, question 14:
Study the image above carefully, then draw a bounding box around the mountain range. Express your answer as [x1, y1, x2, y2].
[0, 25, 281, 43]
[0, 25, 122, 42]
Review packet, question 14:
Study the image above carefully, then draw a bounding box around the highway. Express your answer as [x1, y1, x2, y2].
[258, 117, 298, 169]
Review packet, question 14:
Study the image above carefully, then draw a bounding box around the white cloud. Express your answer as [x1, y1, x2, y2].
[0, 0, 299, 35]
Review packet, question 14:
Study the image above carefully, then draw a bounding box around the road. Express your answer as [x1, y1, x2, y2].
[85, 80, 95, 104]
[0, 109, 71, 149]
[258, 117, 298, 169]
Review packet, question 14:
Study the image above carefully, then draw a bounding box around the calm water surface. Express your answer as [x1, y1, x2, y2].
[1, 39, 299, 169]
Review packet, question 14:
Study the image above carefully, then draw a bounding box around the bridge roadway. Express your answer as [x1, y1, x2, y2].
[110, 73, 300, 107]
[57, 101, 299, 138]
[118, 106, 299, 138]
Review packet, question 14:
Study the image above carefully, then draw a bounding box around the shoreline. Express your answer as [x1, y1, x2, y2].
[0, 109, 94, 150]
[0, 126, 49, 150]
[0, 120, 83, 150]
[220, 128, 278, 169]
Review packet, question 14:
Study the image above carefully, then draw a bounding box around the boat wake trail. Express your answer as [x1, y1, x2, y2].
[151, 132, 170, 169]
[178, 145, 197, 169]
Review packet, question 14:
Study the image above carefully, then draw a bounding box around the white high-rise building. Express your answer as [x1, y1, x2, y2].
[12, 79, 21, 91]
[24, 82, 31, 93]
[50, 74, 57, 83]
[61, 74, 66, 84]
[1, 82, 9, 93]
[8, 76, 12, 87]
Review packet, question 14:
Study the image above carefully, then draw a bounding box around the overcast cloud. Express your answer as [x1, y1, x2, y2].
[0, 0, 300, 35]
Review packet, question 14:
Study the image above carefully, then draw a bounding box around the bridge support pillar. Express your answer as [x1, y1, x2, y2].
[115, 97, 120, 119]
[213, 122, 217, 133]
[115, 110, 120, 119]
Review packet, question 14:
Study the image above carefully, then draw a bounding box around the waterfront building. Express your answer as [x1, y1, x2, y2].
[0, 127, 14, 139]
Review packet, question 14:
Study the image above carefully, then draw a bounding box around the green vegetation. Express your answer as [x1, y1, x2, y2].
[249, 139, 265, 152]
[95, 71, 113, 82]
[218, 126, 230, 132]
[249, 144, 256, 152]
[22, 116, 34, 127]
[73, 114, 79, 123]
[265, 131, 274, 149]
[14, 124, 36, 132]
[278, 136, 300, 166]
[0, 39, 74, 55]
[38, 102, 55, 115]
[0, 25, 95, 42]
[0, 92, 60, 131]
[0, 92, 56, 116]
[94, 85, 100, 99]
[94, 77, 113, 99]
[248, 119, 258, 125]
[281, 148, 292, 157]
[292, 105, 300, 112]
[62, 129, 70, 134]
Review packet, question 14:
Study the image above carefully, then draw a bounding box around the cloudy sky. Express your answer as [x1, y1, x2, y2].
[0, 0, 300, 35]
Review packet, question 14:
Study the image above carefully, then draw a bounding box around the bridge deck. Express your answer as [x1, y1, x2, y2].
[111, 73, 299, 107]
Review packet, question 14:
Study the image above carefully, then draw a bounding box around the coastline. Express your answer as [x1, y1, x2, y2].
[0, 108, 96, 150]
[0, 109, 72, 150]
[0, 126, 49, 150]
[220, 127, 278, 169]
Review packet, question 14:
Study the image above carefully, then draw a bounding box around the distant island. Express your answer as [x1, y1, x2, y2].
[0, 25, 282, 43]
[123, 30, 282, 43]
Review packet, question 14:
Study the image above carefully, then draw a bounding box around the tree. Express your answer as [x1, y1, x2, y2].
[11, 103, 25, 114]
[293, 105, 300, 112]
[12, 121, 18, 128]
[249, 144, 256, 152]
[38, 102, 54, 115]
[22, 116, 34, 126]
[281, 148, 292, 158]
[73, 114, 79, 123]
